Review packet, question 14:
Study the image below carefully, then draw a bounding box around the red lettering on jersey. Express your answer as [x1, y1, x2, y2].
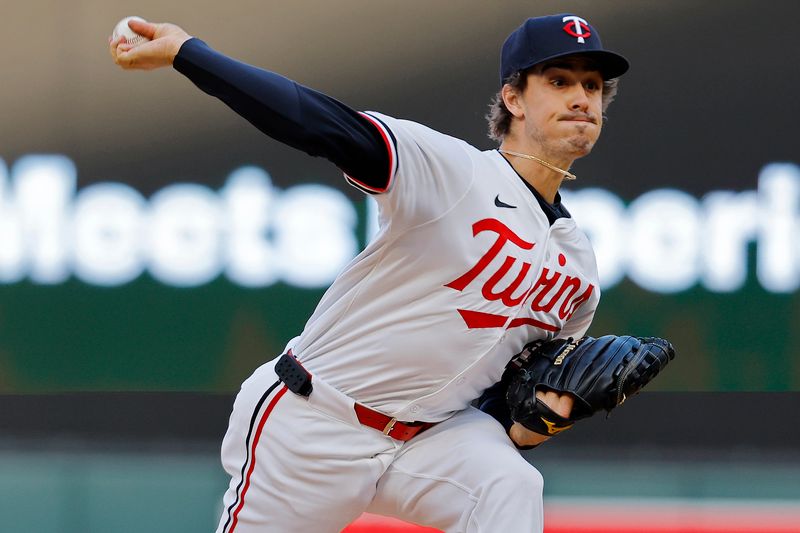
[527, 266, 593, 320]
[445, 218, 534, 291]
[528, 267, 561, 312]
[457, 309, 508, 329]
[549, 275, 582, 313]
[446, 218, 594, 333]
[560, 284, 594, 321]
[506, 317, 560, 332]
[482, 256, 532, 306]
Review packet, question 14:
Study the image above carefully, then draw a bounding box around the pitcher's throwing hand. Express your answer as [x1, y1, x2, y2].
[109, 17, 191, 70]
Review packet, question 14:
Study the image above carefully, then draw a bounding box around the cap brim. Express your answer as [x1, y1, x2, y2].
[526, 49, 630, 79]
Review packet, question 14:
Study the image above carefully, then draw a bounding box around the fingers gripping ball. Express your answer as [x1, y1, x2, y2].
[505, 335, 676, 437]
[112, 16, 151, 47]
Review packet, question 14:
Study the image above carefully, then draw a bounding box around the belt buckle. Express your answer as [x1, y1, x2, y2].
[382, 417, 398, 435]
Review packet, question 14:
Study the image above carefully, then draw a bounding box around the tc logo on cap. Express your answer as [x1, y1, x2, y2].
[562, 15, 591, 43]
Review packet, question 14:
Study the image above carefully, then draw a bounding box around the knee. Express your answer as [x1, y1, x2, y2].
[489, 463, 544, 501]
[515, 465, 545, 497]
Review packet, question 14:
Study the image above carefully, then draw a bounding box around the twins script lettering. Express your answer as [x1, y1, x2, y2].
[445, 218, 594, 332]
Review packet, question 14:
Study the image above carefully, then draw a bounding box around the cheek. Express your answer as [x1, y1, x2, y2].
[523, 108, 548, 132]
[594, 100, 604, 131]
[591, 94, 603, 115]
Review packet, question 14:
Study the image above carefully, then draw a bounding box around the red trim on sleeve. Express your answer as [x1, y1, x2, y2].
[343, 112, 397, 194]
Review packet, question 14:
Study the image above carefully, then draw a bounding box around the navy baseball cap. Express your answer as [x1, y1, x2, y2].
[500, 14, 629, 84]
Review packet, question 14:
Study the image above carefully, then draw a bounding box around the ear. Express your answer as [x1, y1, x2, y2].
[501, 83, 525, 119]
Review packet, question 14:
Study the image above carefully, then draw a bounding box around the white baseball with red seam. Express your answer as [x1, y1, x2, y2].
[112, 16, 150, 47]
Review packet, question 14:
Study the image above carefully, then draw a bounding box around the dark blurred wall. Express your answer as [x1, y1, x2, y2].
[4, 1, 794, 194]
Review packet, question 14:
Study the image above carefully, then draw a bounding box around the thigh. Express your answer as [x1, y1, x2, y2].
[368, 407, 544, 533]
[216, 361, 398, 533]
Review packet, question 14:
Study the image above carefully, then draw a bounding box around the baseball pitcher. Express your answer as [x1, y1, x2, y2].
[110, 13, 674, 533]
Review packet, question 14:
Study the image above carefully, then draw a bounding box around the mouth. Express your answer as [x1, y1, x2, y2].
[559, 115, 597, 125]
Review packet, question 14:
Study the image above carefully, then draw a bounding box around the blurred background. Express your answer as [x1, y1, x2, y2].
[1, 0, 798, 531]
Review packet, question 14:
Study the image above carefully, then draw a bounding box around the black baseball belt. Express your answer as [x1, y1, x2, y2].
[275, 352, 435, 441]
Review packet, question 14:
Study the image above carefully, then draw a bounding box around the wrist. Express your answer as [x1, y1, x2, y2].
[509, 422, 550, 448]
[170, 36, 193, 63]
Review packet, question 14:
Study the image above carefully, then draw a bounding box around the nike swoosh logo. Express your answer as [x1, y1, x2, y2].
[494, 195, 517, 209]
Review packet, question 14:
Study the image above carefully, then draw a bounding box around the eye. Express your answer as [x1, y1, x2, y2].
[550, 78, 567, 87]
[584, 79, 602, 91]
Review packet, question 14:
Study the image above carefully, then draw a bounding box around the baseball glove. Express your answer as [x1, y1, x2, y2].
[503, 335, 675, 437]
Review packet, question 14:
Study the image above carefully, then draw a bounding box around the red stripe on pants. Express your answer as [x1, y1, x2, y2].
[229, 385, 289, 532]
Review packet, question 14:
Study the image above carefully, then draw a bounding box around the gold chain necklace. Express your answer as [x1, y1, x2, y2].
[498, 150, 577, 181]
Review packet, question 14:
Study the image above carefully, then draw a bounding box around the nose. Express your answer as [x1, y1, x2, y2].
[569, 85, 590, 112]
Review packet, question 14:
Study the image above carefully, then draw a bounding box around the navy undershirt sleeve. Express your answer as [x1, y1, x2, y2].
[172, 38, 391, 190]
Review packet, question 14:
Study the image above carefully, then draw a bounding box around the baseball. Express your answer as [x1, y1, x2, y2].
[112, 16, 150, 47]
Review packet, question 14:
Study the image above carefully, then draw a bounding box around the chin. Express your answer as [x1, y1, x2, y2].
[566, 138, 596, 158]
